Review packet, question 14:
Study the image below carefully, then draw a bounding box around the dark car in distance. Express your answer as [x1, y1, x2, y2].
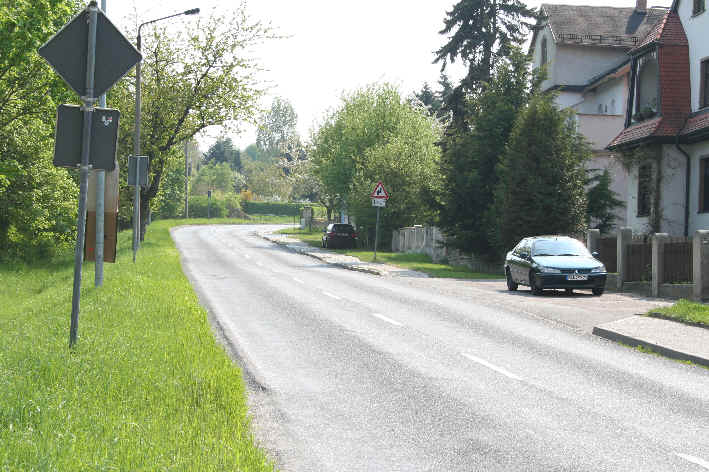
[504, 236, 607, 296]
[322, 223, 358, 249]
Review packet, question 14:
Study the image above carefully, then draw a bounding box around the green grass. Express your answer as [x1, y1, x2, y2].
[0, 218, 276, 471]
[275, 228, 501, 279]
[650, 299, 709, 326]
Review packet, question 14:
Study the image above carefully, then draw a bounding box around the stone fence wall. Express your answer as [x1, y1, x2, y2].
[392, 226, 504, 275]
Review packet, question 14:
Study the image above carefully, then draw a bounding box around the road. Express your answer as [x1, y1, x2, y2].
[173, 224, 709, 472]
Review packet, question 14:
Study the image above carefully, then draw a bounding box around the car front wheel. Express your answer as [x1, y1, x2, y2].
[506, 268, 518, 291]
[592, 287, 604, 296]
[529, 271, 543, 295]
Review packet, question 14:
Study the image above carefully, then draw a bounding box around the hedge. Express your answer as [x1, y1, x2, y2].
[242, 201, 305, 216]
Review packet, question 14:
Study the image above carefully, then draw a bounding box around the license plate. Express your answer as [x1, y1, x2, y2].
[567, 274, 588, 281]
[336, 233, 348, 236]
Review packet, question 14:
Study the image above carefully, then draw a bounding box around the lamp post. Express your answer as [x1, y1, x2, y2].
[133, 8, 199, 262]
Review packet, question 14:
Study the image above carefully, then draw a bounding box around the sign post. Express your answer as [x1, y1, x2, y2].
[370, 181, 389, 262]
[39, 1, 141, 347]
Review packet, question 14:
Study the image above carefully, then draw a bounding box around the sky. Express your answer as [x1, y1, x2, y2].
[106, 0, 673, 152]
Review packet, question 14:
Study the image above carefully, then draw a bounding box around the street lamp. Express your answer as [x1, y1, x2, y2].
[132, 8, 200, 262]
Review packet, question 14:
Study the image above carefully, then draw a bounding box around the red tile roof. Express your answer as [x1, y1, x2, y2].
[681, 111, 709, 137]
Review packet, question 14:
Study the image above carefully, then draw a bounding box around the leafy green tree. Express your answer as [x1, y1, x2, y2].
[437, 50, 531, 257]
[242, 160, 291, 201]
[204, 137, 241, 170]
[191, 162, 238, 196]
[241, 143, 272, 164]
[110, 7, 272, 239]
[310, 83, 442, 240]
[586, 168, 625, 234]
[0, 0, 80, 260]
[493, 92, 590, 254]
[256, 96, 299, 160]
[434, 0, 536, 120]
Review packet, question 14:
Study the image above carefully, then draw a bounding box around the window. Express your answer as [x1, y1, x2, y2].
[693, 0, 705, 15]
[700, 158, 709, 213]
[541, 37, 548, 66]
[637, 163, 652, 217]
[632, 51, 659, 122]
[598, 104, 604, 114]
[701, 59, 709, 109]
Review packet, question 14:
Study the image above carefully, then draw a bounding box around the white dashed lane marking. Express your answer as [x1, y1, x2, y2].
[322, 291, 342, 300]
[371, 313, 403, 327]
[462, 353, 523, 381]
[292, 277, 305, 284]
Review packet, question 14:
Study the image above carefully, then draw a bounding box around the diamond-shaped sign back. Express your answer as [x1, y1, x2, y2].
[38, 7, 141, 98]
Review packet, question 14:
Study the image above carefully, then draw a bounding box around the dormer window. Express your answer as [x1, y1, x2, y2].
[541, 37, 548, 66]
[701, 59, 709, 109]
[632, 50, 659, 123]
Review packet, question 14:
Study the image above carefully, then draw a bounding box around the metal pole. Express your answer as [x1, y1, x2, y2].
[70, 3, 98, 347]
[184, 140, 189, 218]
[374, 206, 380, 262]
[132, 32, 142, 263]
[94, 0, 107, 286]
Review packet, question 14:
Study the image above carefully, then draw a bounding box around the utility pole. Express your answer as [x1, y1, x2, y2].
[184, 140, 189, 218]
[94, 0, 107, 286]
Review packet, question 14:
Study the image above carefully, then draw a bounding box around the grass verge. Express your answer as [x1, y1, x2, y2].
[275, 228, 502, 279]
[649, 299, 709, 327]
[0, 218, 276, 471]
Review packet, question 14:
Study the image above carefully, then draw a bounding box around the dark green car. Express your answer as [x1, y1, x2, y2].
[504, 236, 607, 296]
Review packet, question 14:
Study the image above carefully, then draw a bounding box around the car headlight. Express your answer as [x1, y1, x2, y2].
[539, 266, 561, 273]
[591, 265, 606, 273]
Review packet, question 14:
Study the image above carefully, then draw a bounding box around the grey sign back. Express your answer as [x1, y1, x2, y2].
[53, 104, 119, 170]
[38, 8, 141, 99]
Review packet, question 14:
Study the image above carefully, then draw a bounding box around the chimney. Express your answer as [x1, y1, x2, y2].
[636, 0, 647, 11]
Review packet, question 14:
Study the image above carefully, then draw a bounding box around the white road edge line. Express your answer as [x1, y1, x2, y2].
[244, 254, 251, 259]
[674, 453, 709, 470]
[322, 291, 342, 300]
[371, 313, 403, 327]
[256, 261, 264, 267]
[462, 353, 523, 381]
[292, 277, 305, 284]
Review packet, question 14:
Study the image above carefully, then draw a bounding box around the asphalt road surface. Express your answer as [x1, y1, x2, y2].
[173, 224, 709, 472]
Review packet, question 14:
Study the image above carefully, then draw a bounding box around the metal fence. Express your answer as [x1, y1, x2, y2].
[597, 236, 617, 273]
[663, 239, 693, 283]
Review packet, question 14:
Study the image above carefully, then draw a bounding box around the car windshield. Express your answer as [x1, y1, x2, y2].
[532, 238, 591, 257]
[332, 224, 353, 232]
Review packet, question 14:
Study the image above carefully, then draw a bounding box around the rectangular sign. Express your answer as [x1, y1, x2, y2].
[372, 198, 386, 207]
[128, 156, 149, 187]
[53, 104, 120, 170]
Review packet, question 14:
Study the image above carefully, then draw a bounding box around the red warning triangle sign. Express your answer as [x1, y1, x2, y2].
[371, 181, 389, 199]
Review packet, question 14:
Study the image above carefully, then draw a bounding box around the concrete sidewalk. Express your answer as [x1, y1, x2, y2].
[258, 232, 429, 278]
[593, 315, 709, 368]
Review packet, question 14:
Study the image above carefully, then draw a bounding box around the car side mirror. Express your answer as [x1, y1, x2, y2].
[592, 251, 599, 258]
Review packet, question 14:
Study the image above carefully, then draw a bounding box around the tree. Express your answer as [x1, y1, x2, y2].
[204, 136, 241, 170]
[242, 160, 291, 201]
[433, 0, 536, 120]
[110, 6, 272, 239]
[586, 168, 625, 234]
[310, 83, 442, 241]
[256, 96, 299, 160]
[437, 50, 531, 257]
[0, 0, 81, 260]
[191, 162, 239, 196]
[493, 92, 590, 254]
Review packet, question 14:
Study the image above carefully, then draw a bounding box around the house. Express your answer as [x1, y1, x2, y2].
[529, 1, 668, 231]
[607, 0, 709, 237]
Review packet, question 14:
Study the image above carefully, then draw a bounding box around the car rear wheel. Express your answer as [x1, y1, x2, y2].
[529, 271, 543, 295]
[565, 288, 573, 295]
[592, 287, 604, 296]
[506, 268, 518, 291]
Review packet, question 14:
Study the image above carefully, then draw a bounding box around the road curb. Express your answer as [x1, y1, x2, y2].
[257, 233, 386, 276]
[592, 325, 709, 368]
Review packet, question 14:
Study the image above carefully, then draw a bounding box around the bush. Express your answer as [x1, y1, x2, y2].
[187, 195, 227, 218]
[242, 201, 304, 216]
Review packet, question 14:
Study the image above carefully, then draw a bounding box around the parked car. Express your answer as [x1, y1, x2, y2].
[504, 236, 607, 296]
[322, 223, 358, 249]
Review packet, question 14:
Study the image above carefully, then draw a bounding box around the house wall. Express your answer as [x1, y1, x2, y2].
[576, 114, 626, 150]
[553, 45, 628, 88]
[676, 0, 709, 112]
[574, 76, 627, 117]
[687, 140, 709, 232]
[532, 25, 557, 91]
[624, 145, 688, 235]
